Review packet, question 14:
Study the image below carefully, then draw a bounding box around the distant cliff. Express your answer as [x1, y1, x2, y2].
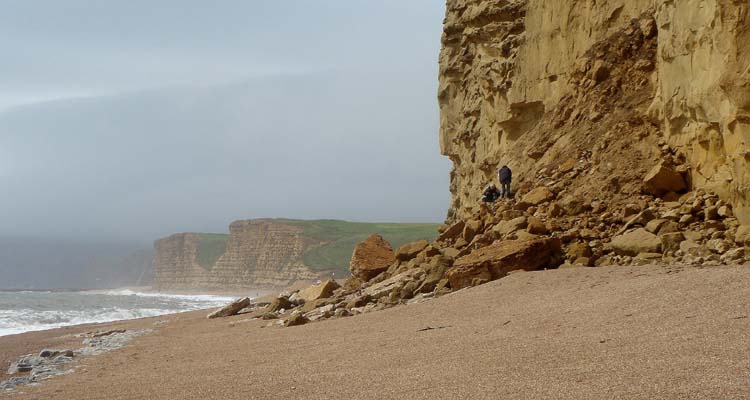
[153, 219, 439, 290]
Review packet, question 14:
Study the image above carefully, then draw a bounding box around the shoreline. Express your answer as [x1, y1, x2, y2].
[1, 264, 749, 399]
[0, 308, 201, 383]
[0, 287, 277, 343]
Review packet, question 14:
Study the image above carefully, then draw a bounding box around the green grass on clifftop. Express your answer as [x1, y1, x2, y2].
[196, 233, 229, 270]
[282, 219, 440, 275]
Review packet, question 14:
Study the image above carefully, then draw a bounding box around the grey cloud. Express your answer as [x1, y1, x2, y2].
[0, 1, 449, 243]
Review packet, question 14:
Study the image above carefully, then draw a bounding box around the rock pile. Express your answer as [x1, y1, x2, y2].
[204, 153, 747, 329]
[231, 183, 747, 328]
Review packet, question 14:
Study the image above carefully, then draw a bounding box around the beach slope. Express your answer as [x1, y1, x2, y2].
[5, 264, 750, 399]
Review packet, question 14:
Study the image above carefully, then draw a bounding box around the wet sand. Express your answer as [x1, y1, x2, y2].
[2, 264, 750, 399]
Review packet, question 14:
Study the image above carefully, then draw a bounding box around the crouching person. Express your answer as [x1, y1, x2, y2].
[481, 184, 501, 203]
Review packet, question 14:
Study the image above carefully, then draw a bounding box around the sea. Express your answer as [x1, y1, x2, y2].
[0, 289, 238, 337]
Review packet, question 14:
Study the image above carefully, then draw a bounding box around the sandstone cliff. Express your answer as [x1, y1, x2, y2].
[154, 220, 320, 290]
[153, 219, 439, 291]
[439, 0, 750, 223]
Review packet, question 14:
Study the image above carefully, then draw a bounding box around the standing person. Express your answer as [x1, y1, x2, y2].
[498, 165, 512, 198]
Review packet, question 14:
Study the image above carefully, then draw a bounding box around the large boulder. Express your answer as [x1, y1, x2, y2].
[446, 239, 558, 290]
[207, 297, 251, 319]
[735, 225, 750, 245]
[267, 296, 292, 312]
[463, 220, 484, 243]
[643, 163, 687, 196]
[609, 228, 662, 256]
[350, 234, 396, 281]
[297, 279, 341, 303]
[417, 256, 453, 293]
[660, 232, 686, 253]
[437, 221, 466, 242]
[522, 187, 555, 205]
[395, 240, 429, 261]
[558, 195, 587, 216]
[363, 270, 420, 300]
[492, 216, 527, 237]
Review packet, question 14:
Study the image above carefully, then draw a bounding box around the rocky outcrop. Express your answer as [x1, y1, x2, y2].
[439, 0, 750, 224]
[154, 220, 319, 290]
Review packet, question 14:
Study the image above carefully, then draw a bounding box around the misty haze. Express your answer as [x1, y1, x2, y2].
[0, 1, 450, 289]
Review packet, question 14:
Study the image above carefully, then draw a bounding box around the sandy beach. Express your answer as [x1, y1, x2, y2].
[0, 263, 748, 399]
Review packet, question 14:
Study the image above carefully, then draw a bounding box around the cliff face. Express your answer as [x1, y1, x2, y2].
[439, 0, 750, 223]
[153, 219, 441, 291]
[154, 220, 319, 290]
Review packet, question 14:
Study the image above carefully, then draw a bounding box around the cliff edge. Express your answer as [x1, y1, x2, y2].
[439, 0, 750, 223]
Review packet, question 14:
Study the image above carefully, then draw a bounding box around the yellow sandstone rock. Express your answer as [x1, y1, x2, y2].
[439, 0, 750, 224]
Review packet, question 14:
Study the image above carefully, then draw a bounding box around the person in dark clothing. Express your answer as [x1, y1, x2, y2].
[481, 184, 501, 203]
[498, 165, 512, 198]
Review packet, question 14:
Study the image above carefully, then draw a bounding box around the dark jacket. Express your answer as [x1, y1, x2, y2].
[499, 166, 512, 183]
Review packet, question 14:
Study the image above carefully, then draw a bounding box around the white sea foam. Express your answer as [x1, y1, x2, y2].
[96, 289, 238, 303]
[0, 290, 243, 337]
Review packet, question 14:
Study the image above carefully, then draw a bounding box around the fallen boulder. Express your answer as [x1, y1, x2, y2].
[558, 195, 587, 216]
[207, 297, 251, 319]
[643, 163, 686, 196]
[395, 240, 429, 261]
[660, 232, 685, 253]
[267, 296, 292, 312]
[736, 225, 750, 245]
[492, 216, 527, 237]
[609, 229, 662, 256]
[297, 279, 341, 303]
[284, 311, 309, 327]
[437, 220, 466, 242]
[350, 234, 396, 281]
[462, 220, 483, 243]
[522, 187, 555, 205]
[447, 239, 558, 290]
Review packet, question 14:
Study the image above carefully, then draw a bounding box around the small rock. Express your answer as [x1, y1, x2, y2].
[284, 312, 309, 327]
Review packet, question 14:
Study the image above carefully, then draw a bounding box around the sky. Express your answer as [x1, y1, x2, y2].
[0, 0, 451, 243]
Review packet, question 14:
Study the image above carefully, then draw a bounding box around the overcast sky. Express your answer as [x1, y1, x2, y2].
[0, 1, 451, 242]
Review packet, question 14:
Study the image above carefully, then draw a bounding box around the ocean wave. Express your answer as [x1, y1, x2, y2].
[94, 289, 239, 303]
[0, 290, 241, 337]
[0, 307, 175, 337]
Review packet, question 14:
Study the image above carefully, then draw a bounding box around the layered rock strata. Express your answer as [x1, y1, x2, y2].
[154, 220, 319, 290]
[439, 0, 750, 223]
